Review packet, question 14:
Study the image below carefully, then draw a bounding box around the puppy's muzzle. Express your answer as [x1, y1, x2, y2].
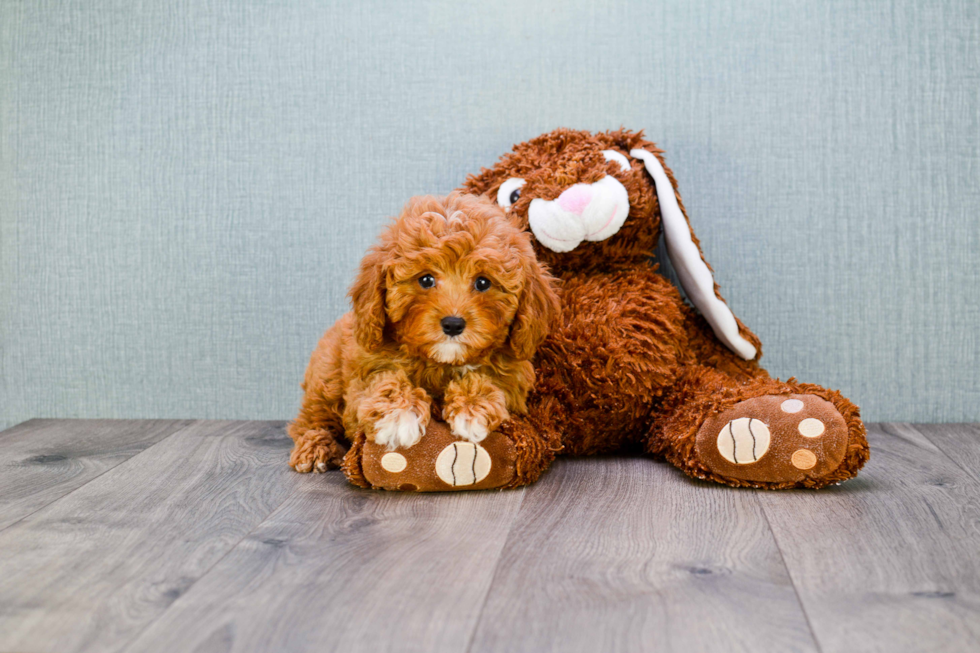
[441, 316, 466, 337]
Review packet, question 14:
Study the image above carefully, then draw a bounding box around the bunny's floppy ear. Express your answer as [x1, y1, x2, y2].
[348, 243, 389, 352]
[508, 257, 560, 361]
[630, 148, 759, 360]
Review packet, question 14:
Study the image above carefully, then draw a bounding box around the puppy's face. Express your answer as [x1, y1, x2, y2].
[388, 248, 518, 365]
[351, 193, 557, 365]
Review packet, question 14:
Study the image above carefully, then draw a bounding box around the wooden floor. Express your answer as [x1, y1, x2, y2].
[0, 421, 978, 653]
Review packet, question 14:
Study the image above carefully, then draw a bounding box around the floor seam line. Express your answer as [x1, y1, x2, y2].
[0, 420, 196, 535]
[909, 423, 980, 487]
[757, 495, 825, 653]
[115, 458, 303, 652]
[463, 486, 527, 653]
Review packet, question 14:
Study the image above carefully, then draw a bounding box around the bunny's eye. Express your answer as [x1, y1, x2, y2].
[602, 150, 631, 172]
[496, 178, 526, 211]
[418, 274, 435, 289]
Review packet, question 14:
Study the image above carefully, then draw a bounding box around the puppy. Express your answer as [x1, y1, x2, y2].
[288, 192, 559, 473]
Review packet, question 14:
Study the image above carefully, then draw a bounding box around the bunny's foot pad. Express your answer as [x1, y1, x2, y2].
[695, 394, 849, 485]
[361, 421, 517, 491]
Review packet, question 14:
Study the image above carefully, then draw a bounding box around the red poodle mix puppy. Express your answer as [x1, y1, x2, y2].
[288, 192, 559, 473]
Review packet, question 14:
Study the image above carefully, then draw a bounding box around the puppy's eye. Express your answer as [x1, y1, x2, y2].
[496, 178, 526, 211]
[418, 274, 435, 289]
[474, 276, 492, 292]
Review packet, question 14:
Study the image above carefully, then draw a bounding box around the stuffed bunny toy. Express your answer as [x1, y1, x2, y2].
[340, 128, 869, 491]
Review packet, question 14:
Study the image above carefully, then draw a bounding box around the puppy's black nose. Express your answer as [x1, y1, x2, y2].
[441, 316, 466, 337]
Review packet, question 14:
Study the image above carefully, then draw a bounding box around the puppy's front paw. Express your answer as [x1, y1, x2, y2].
[289, 429, 345, 473]
[351, 371, 431, 451]
[449, 407, 491, 443]
[372, 409, 425, 450]
[444, 374, 509, 444]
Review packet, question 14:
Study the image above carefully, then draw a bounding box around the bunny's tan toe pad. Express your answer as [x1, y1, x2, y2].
[695, 394, 849, 485]
[360, 421, 517, 491]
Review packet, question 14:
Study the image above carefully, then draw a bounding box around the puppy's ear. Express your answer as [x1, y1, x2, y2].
[349, 243, 389, 352]
[629, 144, 761, 361]
[508, 257, 560, 361]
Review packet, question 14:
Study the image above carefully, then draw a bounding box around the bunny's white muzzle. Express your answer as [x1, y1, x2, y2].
[527, 175, 630, 253]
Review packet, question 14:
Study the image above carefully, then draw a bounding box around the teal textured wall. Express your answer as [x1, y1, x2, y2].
[2, 0, 978, 429]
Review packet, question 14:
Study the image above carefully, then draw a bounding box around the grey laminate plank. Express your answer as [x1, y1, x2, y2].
[0, 419, 193, 531]
[121, 475, 525, 653]
[914, 423, 980, 485]
[0, 420, 295, 653]
[468, 458, 818, 653]
[758, 423, 980, 653]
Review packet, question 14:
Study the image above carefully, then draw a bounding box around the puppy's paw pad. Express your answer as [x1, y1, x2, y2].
[450, 411, 489, 443]
[373, 409, 424, 450]
[435, 441, 492, 487]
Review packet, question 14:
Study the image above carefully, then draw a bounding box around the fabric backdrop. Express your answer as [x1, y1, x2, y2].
[2, 0, 978, 430]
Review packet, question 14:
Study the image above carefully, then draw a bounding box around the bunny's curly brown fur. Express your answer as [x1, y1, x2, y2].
[455, 128, 869, 489]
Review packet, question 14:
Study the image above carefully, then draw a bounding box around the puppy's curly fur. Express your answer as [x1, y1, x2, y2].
[288, 192, 559, 473]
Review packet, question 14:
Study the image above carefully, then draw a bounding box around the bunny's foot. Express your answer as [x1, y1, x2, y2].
[650, 366, 870, 489]
[344, 420, 517, 491]
[694, 393, 856, 487]
[342, 398, 563, 491]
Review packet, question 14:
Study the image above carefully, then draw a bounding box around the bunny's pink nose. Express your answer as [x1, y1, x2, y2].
[556, 184, 593, 215]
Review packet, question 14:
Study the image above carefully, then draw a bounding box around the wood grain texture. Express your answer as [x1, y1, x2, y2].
[3, 420, 979, 653]
[122, 473, 525, 653]
[0, 419, 192, 531]
[0, 420, 294, 653]
[916, 423, 980, 485]
[469, 457, 818, 653]
[758, 423, 980, 653]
